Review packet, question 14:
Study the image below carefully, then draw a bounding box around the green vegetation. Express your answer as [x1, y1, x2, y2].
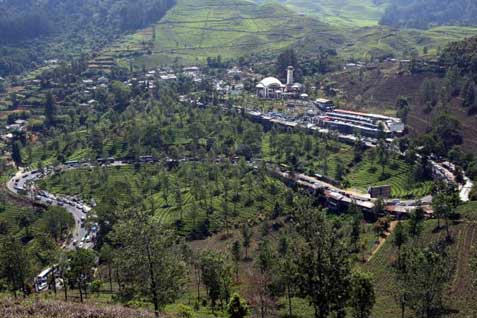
[263, 130, 433, 198]
[38, 162, 295, 237]
[381, 0, 477, 29]
[346, 155, 433, 198]
[0, 297, 154, 318]
[337, 25, 477, 60]
[364, 211, 477, 318]
[134, 0, 335, 67]
[0, 0, 175, 76]
[278, 0, 389, 27]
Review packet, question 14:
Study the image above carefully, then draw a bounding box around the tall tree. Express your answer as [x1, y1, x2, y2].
[395, 244, 451, 318]
[462, 80, 476, 108]
[11, 141, 22, 166]
[393, 221, 408, 252]
[256, 239, 275, 318]
[67, 248, 96, 302]
[200, 250, 232, 309]
[408, 208, 425, 238]
[276, 235, 297, 318]
[432, 182, 460, 239]
[350, 271, 375, 318]
[99, 244, 114, 293]
[350, 212, 362, 251]
[231, 240, 241, 282]
[242, 224, 252, 260]
[294, 206, 352, 318]
[111, 208, 186, 317]
[0, 235, 30, 297]
[276, 48, 301, 82]
[44, 91, 56, 127]
[42, 206, 75, 242]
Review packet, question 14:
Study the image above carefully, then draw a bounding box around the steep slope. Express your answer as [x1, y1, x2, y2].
[381, 0, 477, 29]
[277, 0, 390, 27]
[135, 0, 344, 66]
[0, 0, 176, 76]
[365, 203, 477, 318]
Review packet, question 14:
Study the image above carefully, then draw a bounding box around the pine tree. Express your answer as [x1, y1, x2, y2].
[44, 92, 56, 127]
[231, 240, 241, 281]
[242, 224, 252, 260]
[11, 141, 22, 166]
[393, 221, 407, 251]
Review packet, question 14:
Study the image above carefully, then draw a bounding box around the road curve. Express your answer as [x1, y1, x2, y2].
[6, 167, 94, 250]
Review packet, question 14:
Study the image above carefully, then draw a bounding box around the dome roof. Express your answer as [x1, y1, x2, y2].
[259, 77, 282, 88]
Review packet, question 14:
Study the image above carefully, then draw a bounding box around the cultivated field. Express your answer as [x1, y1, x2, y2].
[365, 202, 477, 317]
[133, 0, 338, 66]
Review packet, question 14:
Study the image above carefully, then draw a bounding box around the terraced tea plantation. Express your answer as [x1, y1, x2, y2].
[262, 131, 433, 199]
[135, 0, 337, 66]
[346, 157, 433, 198]
[276, 0, 389, 27]
[38, 162, 296, 236]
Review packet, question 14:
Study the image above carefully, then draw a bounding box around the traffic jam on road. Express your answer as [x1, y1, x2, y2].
[9, 168, 98, 251]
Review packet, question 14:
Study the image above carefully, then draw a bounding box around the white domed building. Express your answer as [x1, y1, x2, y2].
[256, 77, 285, 98]
[256, 66, 304, 99]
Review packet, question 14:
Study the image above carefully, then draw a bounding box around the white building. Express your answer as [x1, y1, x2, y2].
[256, 66, 304, 99]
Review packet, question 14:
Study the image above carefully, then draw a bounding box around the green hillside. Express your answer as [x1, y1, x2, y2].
[134, 0, 341, 66]
[123, 0, 477, 68]
[338, 25, 477, 60]
[0, 0, 176, 76]
[381, 0, 477, 29]
[278, 0, 389, 27]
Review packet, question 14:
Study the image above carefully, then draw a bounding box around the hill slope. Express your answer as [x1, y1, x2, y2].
[275, 0, 390, 27]
[0, 297, 153, 318]
[365, 202, 477, 317]
[0, 0, 176, 76]
[133, 0, 345, 67]
[381, 0, 477, 29]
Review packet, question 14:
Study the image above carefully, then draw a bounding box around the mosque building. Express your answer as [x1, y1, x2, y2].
[256, 66, 305, 99]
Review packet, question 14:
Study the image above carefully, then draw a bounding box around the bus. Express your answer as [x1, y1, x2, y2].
[35, 267, 53, 292]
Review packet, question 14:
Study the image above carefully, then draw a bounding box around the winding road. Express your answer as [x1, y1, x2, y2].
[6, 167, 94, 250]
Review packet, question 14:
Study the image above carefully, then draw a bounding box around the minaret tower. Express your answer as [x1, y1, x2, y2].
[286, 66, 294, 86]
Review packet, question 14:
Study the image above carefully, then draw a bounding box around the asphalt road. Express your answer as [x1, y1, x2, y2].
[6, 168, 93, 250]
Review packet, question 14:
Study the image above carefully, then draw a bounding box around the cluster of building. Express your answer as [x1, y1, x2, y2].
[256, 66, 307, 100]
[244, 102, 404, 145]
[316, 108, 405, 138]
[1, 119, 28, 143]
[273, 167, 429, 217]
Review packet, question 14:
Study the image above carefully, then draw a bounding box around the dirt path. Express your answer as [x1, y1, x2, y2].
[367, 220, 398, 262]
